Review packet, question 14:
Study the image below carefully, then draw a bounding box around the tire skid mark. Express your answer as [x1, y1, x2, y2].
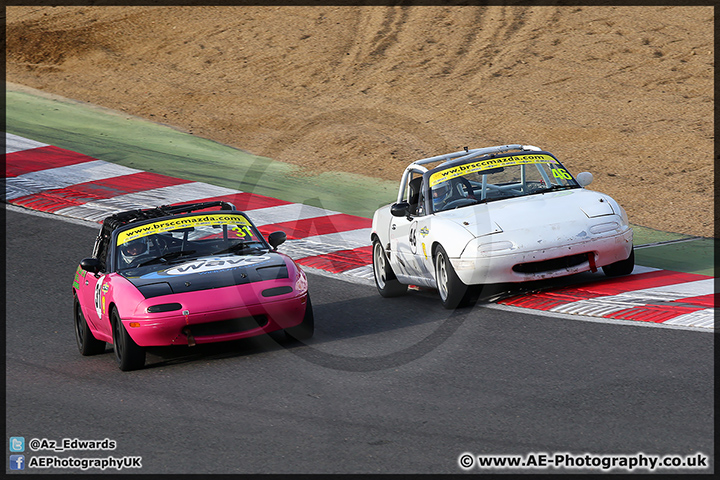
[367, 5, 409, 60]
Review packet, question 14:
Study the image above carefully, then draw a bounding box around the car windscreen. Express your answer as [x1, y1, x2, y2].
[114, 213, 268, 272]
[427, 152, 580, 213]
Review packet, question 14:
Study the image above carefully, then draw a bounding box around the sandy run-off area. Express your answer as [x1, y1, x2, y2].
[6, 5, 714, 238]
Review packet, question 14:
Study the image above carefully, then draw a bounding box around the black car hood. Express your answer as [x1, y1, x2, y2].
[121, 253, 289, 299]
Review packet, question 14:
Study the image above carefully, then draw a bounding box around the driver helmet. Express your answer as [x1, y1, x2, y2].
[120, 237, 149, 264]
[432, 180, 453, 210]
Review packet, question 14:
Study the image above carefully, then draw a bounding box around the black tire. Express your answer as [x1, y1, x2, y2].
[372, 240, 407, 297]
[434, 245, 469, 309]
[74, 295, 106, 356]
[461, 285, 483, 308]
[285, 294, 314, 341]
[111, 307, 146, 371]
[602, 246, 635, 277]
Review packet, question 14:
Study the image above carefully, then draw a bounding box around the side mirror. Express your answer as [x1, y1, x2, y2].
[267, 231, 287, 249]
[576, 172, 593, 187]
[390, 202, 411, 218]
[80, 257, 103, 274]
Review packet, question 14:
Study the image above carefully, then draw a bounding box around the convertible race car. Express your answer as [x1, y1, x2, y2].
[371, 144, 634, 309]
[73, 201, 313, 370]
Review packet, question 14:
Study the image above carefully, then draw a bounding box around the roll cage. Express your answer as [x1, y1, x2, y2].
[395, 144, 577, 216]
[395, 144, 543, 205]
[91, 201, 238, 272]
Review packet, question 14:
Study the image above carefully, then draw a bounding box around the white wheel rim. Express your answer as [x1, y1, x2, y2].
[373, 243, 387, 289]
[436, 253, 448, 301]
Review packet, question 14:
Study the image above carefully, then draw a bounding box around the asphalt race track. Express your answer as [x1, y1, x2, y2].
[5, 208, 714, 474]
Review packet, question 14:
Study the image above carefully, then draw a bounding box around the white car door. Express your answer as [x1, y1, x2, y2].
[388, 214, 435, 286]
[388, 214, 416, 279]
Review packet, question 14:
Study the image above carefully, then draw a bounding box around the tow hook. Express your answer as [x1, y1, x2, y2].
[587, 252, 597, 273]
[182, 327, 196, 347]
[181, 309, 195, 346]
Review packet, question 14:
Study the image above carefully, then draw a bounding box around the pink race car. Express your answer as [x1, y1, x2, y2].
[72, 201, 313, 371]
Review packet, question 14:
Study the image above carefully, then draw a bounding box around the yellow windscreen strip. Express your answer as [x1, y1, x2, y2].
[116, 214, 252, 245]
[429, 153, 557, 187]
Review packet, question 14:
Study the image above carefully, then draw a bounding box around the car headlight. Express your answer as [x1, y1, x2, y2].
[477, 240, 514, 256]
[261, 286, 293, 297]
[589, 222, 620, 235]
[146, 302, 183, 313]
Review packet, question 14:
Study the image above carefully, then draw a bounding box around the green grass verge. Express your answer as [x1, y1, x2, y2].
[6, 87, 397, 217]
[635, 239, 714, 277]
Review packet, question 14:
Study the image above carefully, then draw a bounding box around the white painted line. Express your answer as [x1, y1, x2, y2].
[4, 160, 142, 201]
[550, 279, 714, 316]
[247, 203, 339, 226]
[7, 203, 100, 229]
[486, 302, 713, 333]
[635, 236, 704, 248]
[279, 229, 372, 260]
[551, 300, 636, 317]
[629, 265, 662, 275]
[279, 239, 344, 260]
[53, 182, 239, 221]
[5, 132, 48, 153]
[342, 264, 375, 281]
[298, 264, 375, 287]
[300, 229, 372, 249]
[625, 278, 714, 299]
[663, 309, 715, 329]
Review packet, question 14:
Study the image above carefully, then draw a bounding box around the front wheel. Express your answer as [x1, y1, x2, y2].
[434, 245, 469, 309]
[111, 308, 146, 371]
[602, 246, 635, 277]
[372, 240, 407, 297]
[285, 294, 314, 341]
[74, 295, 106, 356]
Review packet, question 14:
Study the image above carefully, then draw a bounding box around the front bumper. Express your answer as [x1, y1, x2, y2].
[452, 227, 633, 285]
[122, 285, 308, 346]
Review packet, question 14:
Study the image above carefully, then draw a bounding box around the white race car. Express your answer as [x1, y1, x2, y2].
[371, 144, 634, 308]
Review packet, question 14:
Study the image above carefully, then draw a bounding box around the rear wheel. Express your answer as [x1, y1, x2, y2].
[285, 294, 314, 341]
[434, 245, 469, 309]
[111, 308, 146, 371]
[74, 295, 106, 356]
[372, 240, 407, 297]
[602, 246, 635, 277]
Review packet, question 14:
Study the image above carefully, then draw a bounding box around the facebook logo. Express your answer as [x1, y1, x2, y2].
[10, 455, 25, 470]
[9, 437, 25, 452]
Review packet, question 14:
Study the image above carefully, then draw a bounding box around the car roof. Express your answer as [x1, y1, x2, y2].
[99, 201, 238, 237]
[409, 144, 543, 169]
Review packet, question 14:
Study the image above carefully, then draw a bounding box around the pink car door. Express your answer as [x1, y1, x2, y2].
[76, 232, 113, 337]
[76, 267, 105, 332]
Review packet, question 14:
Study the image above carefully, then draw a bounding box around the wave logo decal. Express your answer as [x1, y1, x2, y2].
[162, 255, 272, 275]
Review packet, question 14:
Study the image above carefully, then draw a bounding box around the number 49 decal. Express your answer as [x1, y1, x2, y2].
[552, 168, 573, 180]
